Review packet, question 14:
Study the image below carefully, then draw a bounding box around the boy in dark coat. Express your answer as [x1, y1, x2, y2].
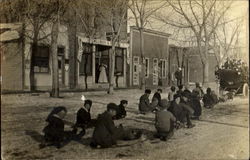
[90, 103, 141, 148]
[170, 94, 195, 128]
[72, 100, 94, 138]
[139, 89, 158, 114]
[152, 89, 162, 105]
[190, 91, 202, 120]
[41, 106, 71, 148]
[176, 85, 184, 96]
[203, 88, 216, 108]
[114, 100, 128, 120]
[155, 99, 176, 141]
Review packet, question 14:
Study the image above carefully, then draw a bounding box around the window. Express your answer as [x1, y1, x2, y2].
[34, 45, 49, 73]
[115, 48, 124, 76]
[145, 58, 149, 78]
[79, 53, 92, 76]
[159, 59, 167, 78]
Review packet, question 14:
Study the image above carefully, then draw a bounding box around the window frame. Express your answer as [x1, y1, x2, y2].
[33, 45, 50, 73]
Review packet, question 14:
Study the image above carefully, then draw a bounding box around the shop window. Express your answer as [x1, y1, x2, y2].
[79, 53, 92, 76]
[34, 45, 49, 73]
[115, 48, 124, 76]
[145, 58, 149, 78]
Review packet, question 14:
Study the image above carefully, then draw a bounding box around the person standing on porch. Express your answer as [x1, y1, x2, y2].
[175, 67, 182, 86]
[98, 63, 108, 83]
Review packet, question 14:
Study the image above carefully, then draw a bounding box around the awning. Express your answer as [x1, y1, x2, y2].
[77, 33, 129, 48]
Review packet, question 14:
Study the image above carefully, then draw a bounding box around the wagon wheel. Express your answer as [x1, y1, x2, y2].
[242, 83, 249, 97]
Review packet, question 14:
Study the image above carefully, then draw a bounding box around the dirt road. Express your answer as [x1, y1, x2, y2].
[1, 89, 249, 159]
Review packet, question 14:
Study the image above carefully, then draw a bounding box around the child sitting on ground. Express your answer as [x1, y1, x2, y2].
[41, 106, 73, 148]
[155, 99, 176, 141]
[139, 89, 158, 114]
[152, 89, 162, 105]
[90, 103, 142, 148]
[114, 100, 128, 120]
[72, 100, 95, 138]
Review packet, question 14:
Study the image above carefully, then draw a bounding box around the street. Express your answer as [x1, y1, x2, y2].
[1, 89, 249, 160]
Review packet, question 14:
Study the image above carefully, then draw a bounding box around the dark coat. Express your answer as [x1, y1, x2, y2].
[203, 93, 215, 108]
[189, 94, 202, 116]
[139, 94, 153, 112]
[43, 115, 65, 142]
[115, 104, 127, 119]
[175, 70, 182, 80]
[76, 108, 91, 127]
[152, 92, 161, 104]
[92, 111, 124, 148]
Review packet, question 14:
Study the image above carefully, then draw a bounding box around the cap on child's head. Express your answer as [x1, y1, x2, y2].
[145, 89, 151, 94]
[157, 89, 162, 93]
[171, 86, 176, 91]
[47, 106, 67, 120]
[159, 99, 169, 109]
[178, 85, 183, 90]
[120, 100, 128, 105]
[107, 103, 117, 111]
[84, 100, 92, 107]
[206, 87, 211, 93]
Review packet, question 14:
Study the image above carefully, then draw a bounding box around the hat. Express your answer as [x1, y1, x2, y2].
[120, 100, 128, 105]
[107, 103, 117, 111]
[173, 94, 181, 100]
[159, 99, 169, 109]
[84, 99, 92, 107]
[145, 89, 151, 94]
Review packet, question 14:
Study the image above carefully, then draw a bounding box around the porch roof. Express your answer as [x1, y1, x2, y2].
[77, 33, 129, 48]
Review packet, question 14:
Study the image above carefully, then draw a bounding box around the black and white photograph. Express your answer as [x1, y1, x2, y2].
[1, 0, 249, 159]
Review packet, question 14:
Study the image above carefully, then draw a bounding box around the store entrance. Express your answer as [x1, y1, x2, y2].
[95, 45, 110, 83]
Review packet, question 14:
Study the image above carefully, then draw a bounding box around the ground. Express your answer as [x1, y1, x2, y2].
[1, 89, 249, 160]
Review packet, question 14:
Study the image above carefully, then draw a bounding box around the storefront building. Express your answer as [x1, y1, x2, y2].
[129, 27, 170, 88]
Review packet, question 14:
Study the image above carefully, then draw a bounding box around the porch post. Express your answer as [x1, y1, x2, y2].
[123, 48, 127, 87]
[92, 45, 96, 84]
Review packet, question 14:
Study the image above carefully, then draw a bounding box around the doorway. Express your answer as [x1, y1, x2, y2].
[58, 47, 65, 87]
[95, 45, 110, 83]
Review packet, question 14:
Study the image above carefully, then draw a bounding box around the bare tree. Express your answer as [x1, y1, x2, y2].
[50, 0, 69, 98]
[213, 17, 244, 66]
[72, 0, 103, 90]
[128, 0, 167, 90]
[103, 0, 128, 94]
[155, 0, 234, 84]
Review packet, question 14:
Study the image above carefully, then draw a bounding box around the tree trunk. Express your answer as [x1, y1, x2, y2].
[51, 21, 59, 97]
[108, 44, 115, 94]
[139, 28, 145, 90]
[68, 11, 77, 89]
[202, 60, 209, 85]
[30, 31, 38, 91]
[84, 52, 89, 90]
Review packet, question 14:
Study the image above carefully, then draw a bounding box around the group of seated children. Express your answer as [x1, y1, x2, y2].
[41, 99, 140, 149]
[41, 84, 219, 149]
[139, 83, 219, 141]
[138, 87, 196, 141]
